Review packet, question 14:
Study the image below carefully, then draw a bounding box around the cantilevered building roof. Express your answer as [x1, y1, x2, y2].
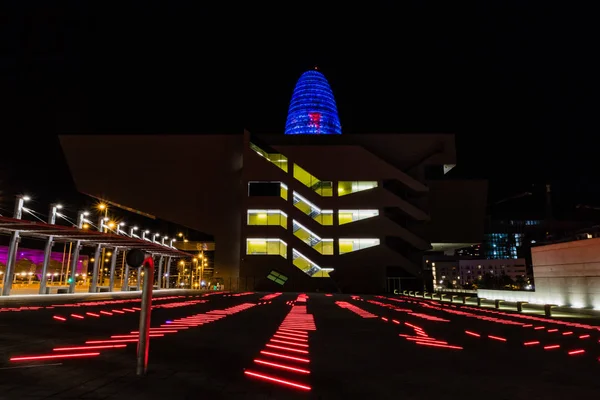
[284, 69, 342, 135]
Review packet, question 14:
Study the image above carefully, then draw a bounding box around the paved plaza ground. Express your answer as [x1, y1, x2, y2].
[0, 291, 599, 399]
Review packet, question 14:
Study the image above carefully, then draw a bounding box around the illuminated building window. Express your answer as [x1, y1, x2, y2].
[246, 239, 287, 258]
[292, 249, 334, 277]
[339, 238, 380, 254]
[248, 181, 288, 201]
[292, 220, 334, 255]
[338, 181, 378, 196]
[267, 270, 288, 285]
[293, 164, 333, 196]
[250, 142, 288, 172]
[293, 191, 333, 225]
[338, 209, 379, 225]
[247, 210, 287, 229]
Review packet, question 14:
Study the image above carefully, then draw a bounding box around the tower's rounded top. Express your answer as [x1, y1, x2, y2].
[284, 69, 342, 135]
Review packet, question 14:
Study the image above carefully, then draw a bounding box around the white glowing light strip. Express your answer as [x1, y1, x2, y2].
[292, 191, 321, 213]
[339, 209, 379, 217]
[247, 210, 288, 217]
[293, 220, 322, 241]
[247, 238, 288, 246]
[339, 239, 380, 244]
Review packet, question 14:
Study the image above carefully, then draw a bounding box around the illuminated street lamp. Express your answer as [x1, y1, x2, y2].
[2, 194, 30, 296]
[170, 238, 176, 247]
[142, 230, 150, 241]
[153, 233, 160, 243]
[161, 236, 168, 246]
[116, 222, 125, 235]
[130, 226, 139, 237]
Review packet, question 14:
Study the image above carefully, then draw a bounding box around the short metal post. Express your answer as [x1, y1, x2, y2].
[137, 256, 154, 376]
[164, 257, 171, 289]
[156, 256, 164, 289]
[89, 244, 102, 293]
[39, 204, 59, 295]
[108, 247, 119, 291]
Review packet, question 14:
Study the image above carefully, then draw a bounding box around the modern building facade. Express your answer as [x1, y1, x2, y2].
[59, 69, 487, 293]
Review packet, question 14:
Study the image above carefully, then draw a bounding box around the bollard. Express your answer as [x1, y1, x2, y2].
[494, 299, 503, 309]
[544, 304, 557, 317]
[463, 296, 470, 304]
[516, 301, 528, 312]
[477, 297, 486, 306]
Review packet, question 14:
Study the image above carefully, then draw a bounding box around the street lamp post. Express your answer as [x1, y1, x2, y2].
[39, 204, 61, 294]
[89, 216, 104, 293]
[2, 195, 29, 296]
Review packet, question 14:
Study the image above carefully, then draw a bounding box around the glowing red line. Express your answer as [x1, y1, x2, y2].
[405, 323, 422, 330]
[122, 308, 136, 312]
[53, 345, 127, 351]
[53, 316, 66, 321]
[533, 326, 545, 330]
[265, 344, 309, 354]
[544, 345, 560, 350]
[272, 334, 308, 342]
[71, 314, 84, 319]
[392, 319, 400, 324]
[488, 335, 507, 342]
[259, 351, 310, 364]
[562, 331, 573, 336]
[524, 341, 540, 346]
[381, 317, 388, 321]
[568, 349, 585, 355]
[406, 337, 448, 344]
[254, 359, 310, 374]
[11, 352, 100, 361]
[86, 339, 138, 344]
[278, 329, 308, 336]
[547, 329, 558, 333]
[244, 370, 311, 391]
[415, 342, 463, 350]
[100, 311, 113, 315]
[579, 334, 590, 339]
[111, 310, 125, 314]
[269, 339, 309, 348]
[465, 331, 481, 337]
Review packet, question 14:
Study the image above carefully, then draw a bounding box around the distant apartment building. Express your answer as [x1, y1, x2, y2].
[432, 258, 527, 289]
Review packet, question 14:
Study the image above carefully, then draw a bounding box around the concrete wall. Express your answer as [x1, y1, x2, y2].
[478, 238, 600, 309]
[530, 238, 600, 308]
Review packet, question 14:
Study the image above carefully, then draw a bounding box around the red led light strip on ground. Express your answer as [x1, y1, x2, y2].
[11, 352, 100, 362]
[245, 305, 315, 391]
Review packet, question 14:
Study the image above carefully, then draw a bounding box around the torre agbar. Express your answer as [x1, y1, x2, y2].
[60, 69, 488, 293]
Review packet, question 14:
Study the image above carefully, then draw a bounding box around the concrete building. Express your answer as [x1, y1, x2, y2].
[59, 70, 487, 293]
[478, 237, 600, 309]
[429, 257, 526, 289]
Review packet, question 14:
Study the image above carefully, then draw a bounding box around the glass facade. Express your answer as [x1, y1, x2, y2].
[292, 249, 333, 277]
[338, 209, 379, 225]
[339, 238, 381, 254]
[247, 210, 287, 229]
[483, 233, 523, 259]
[293, 191, 333, 225]
[292, 220, 334, 255]
[338, 181, 378, 196]
[250, 142, 288, 172]
[293, 164, 333, 196]
[284, 70, 342, 135]
[246, 239, 287, 258]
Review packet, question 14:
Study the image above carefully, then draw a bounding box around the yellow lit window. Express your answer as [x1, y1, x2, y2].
[247, 210, 287, 229]
[246, 239, 287, 258]
[293, 164, 332, 196]
[250, 143, 288, 172]
[292, 220, 334, 255]
[292, 249, 334, 277]
[338, 209, 379, 225]
[338, 181, 378, 196]
[292, 191, 333, 226]
[339, 238, 380, 254]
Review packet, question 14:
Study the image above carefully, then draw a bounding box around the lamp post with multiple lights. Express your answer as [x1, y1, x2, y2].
[1, 195, 30, 296]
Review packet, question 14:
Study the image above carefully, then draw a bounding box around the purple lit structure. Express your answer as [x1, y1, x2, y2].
[0, 245, 88, 280]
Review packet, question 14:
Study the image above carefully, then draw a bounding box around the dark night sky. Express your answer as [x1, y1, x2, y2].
[2, 2, 599, 220]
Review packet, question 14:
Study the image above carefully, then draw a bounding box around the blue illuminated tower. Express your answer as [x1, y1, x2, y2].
[284, 69, 342, 135]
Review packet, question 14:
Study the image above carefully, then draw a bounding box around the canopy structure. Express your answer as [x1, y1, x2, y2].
[0, 215, 188, 258]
